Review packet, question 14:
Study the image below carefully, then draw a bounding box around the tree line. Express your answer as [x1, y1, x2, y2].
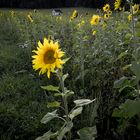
[0, 0, 139, 9]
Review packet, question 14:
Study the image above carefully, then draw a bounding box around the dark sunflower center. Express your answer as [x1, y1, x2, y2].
[44, 50, 56, 64]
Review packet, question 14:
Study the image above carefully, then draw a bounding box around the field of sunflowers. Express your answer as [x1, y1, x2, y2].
[0, 1, 140, 140]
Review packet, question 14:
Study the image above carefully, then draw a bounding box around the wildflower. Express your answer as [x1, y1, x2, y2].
[32, 38, 65, 78]
[90, 15, 101, 26]
[114, 0, 122, 10]
[104, 14, 110, 20]
[132, 4, 139, 15]
[103, 4, 110, 12]
[27, 14, 33, 22]
[128, 14, 132, 21]
[70, 10, 78, 20]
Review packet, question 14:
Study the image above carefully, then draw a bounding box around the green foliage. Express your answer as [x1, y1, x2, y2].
[112, 99, 140, 118]
[77, 126, 97, 140]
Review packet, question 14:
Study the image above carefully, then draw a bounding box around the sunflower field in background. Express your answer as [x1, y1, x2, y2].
[0, 0, 140, 140]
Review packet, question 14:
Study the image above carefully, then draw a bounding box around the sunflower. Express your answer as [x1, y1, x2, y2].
[70, 10, 78, 20]
[128, 14, 132, 21]
[27, 14, 33, 22]
[107, 10, 112, 16]
[32, 38, 65, 78]
[90, 15, 101, 26]
[104, 14, 110, 20]
[103, 4, 110, 12]
[132, 4, 139, 14]
[114, 0, 122, 10]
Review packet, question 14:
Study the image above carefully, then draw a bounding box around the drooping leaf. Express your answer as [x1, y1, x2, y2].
[74, 99, 95, 107]
[77, 126, 97, 140]
[36, 131, 58, 140]
[41, 110, 58, 124]
[57, 122, 73, 140]
[47, 101, 61, 108]
[41, 85, 60, 92]
[69, 107, 83, 120]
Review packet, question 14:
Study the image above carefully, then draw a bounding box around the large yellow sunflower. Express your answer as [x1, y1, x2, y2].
[90, 15, 101, 26]
[32, 38, 65, 78]
[114, 0, 122, 10]
[103, 4, 110, 12]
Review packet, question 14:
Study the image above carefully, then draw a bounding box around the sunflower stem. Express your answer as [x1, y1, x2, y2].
[59, 69, 71, 140]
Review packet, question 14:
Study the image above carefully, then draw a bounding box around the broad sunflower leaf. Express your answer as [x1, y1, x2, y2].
[36, 131, 58, 140]
[112, 99, 140, 119]
[74, 99, 95, 107]
[41, 110, 58, 124]
[77, 126, 97, 140]
[41, 85, 60, 92]
[57, 122, 73, 140]
[69, 107, 83, 120]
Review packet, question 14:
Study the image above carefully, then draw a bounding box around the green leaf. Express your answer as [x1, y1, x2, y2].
[122, 64, 132, 71]
[131, 61, 140, 82]
[69, 107, 83, 120]
[112, 99, 140, 119]
[41, 110, 58, 124]
[65, 90, 74, 97]
[57, 122, 73, 140]
[114, 76, 129, 89]
[36, 131, 58, 140]
[77, 126, 97, 140]
[74, 99, 95, 107]
[116, 50, 128, 60]
[41, 85, 60, 92]
[47, 101, 61, 108]
[62, 73, 69, 82]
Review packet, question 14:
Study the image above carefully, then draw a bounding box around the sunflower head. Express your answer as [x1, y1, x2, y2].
[107, 10, 112, 16]
[132, 4, 139, 15]
[104, 14, 110, 20]
[90, 15, 101, 26]
[114, 0, 122, 10]
[103, 4, 110, 12]
[70, 10, 78, 20]
[32, 38, 65, 78]
[128, 14, 132, 21]
[27, 14, 33, 22]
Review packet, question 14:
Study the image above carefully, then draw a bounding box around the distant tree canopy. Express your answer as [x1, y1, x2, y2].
[0, 0, 139, 9]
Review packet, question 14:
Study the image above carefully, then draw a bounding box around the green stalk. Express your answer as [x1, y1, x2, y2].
[59, 70, 71, 140]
